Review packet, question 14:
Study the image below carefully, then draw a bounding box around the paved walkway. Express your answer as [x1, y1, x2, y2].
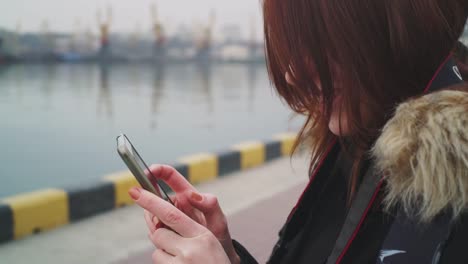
[0, 156, 310, 264]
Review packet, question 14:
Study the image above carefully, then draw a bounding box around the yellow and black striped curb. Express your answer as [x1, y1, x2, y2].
[0, 133, 297, 243]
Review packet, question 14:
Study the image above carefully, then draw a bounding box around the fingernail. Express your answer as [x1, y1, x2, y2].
[156, 165, 172, 181]
[159, 165, 170, 180]
[191, 191, 203, 202]
[129, 187, 141, 200]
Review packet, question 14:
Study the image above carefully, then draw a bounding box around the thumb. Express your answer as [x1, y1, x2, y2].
[187, 191, 233, 248]
[187, 191, 224, 218]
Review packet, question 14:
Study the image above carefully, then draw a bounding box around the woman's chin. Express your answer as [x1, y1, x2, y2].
[328, 119, 349, 136]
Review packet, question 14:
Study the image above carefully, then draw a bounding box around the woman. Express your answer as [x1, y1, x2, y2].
[128, 1, 468, 263]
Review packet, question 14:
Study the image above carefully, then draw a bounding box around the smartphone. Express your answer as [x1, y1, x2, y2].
[116, 134, 174, 205]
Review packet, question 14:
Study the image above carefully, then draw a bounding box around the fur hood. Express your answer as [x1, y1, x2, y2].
[372, 89, 468, 222]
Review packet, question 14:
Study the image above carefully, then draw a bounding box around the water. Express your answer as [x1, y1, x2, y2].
[0, 63, 302, 198]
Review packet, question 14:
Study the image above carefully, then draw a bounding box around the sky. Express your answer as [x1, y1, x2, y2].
[0, 0, 264, 37]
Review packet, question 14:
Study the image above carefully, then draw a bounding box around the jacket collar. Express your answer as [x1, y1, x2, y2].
[372, 55, 468, 222]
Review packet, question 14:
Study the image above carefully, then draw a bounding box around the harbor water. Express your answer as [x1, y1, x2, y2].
[0, 63, 302, 198]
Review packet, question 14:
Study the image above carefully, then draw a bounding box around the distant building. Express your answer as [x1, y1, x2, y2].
[221, 24, 243, 44]
[0, 17, 267, 63]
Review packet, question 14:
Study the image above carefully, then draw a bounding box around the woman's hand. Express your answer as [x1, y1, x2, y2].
[130, 187, 231, 263]
[141, 165, 240, 264]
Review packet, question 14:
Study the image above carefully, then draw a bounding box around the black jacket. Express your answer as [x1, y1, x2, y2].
[233, 57, 468, 264]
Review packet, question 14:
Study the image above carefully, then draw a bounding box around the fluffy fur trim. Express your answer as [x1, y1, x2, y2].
[372, 90, 468, 222]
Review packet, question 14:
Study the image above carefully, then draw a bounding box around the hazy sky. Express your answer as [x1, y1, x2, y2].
[0, 0, 264, 36]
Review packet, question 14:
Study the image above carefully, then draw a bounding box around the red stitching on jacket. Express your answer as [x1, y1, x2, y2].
[287, 138, 338, 221]
[423, 53, 453, 93]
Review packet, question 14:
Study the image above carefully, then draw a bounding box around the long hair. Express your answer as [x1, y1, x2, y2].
[263, 0, 468, 201]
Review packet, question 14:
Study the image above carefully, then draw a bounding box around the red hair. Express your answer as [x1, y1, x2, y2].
[263, 0, 468, 201]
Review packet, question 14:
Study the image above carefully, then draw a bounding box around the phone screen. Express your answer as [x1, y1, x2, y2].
[116, 134, 174, 205]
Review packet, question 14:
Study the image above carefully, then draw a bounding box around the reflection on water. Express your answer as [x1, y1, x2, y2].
[97, 64, 113, 119]
[247, 63, 258, 113]
[151, 63, 165, 130]
[0, 62, 302, 198]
